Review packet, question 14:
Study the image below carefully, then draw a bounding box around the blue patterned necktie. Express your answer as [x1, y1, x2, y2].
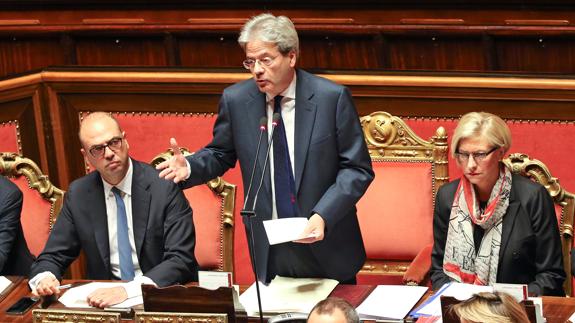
[112, 187, 135, 280]
[272, 95, 297, 218]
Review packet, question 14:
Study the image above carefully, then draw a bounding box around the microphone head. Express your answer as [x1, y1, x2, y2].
[272, 113, 281, 126]
[259, 116, 267, 130]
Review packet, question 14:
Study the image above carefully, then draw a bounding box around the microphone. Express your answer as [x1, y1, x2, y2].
[251, 112, 280, 211]
[242, 116, 268, 210]
[239, 113, 280, 323]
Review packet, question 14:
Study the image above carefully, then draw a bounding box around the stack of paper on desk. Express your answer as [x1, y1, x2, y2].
[239, 276, 338, 316]
[355, 285, 428, 321]
[58, 282, 143, 309]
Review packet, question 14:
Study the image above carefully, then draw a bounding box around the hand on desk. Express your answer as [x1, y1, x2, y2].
[294, 213, 325, 244]
[32, 276, 61, 297]
[87, 286, 128, 308]
[156, 138, 190, 183]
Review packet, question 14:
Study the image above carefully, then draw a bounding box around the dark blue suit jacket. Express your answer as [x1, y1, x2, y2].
[30, 160, 198, 286]
[183, 69, 374, 282]
[0, 176, 33, 276]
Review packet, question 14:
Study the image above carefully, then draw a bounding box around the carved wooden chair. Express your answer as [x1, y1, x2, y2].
[0, 152, 64, 271]
[357, 111, 448, 285]
[151, 149, 236, 274]
[503, 153, 575, 296]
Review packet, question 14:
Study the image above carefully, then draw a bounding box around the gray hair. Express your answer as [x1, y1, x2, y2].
[238, 13, 299, 56]
[308, 297, 359, 323]
[451, 112, 512, 158]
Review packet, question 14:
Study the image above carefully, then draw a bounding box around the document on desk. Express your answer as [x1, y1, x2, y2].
[0, 276, 12, 294]
[411, 282, 492, 317]
[263, 218, 315, 245]
[239, 276, 338, 316]
[58, 282, 143, 308]
[356, 285, 428, 321]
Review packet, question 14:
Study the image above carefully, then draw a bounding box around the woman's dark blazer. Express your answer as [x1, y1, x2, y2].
[431, 174, 566, 296]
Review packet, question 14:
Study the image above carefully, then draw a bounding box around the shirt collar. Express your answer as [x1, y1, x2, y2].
[266, 72, 297, 103]
[102, 158, 133, 197]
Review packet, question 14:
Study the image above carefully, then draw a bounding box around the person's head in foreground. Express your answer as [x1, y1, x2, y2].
[307, 297, 359, 323]
[451, 291, 530, 323]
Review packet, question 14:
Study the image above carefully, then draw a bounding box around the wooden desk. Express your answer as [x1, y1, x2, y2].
[1, 278, 574, 323]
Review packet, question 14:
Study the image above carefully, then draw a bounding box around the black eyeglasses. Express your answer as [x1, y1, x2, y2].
[454, 146, 499, 163]
[88, 136, 123, 158]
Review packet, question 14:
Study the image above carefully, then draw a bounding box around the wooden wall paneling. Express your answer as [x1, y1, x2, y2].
[387, 34, 488, 71]
[74, 36, 168, 66]
[60, 34, 77, 65]
[298, 33, 383, 70]
[59, 93, 223, 114]
[374, 33, 391, 69]
[0, 80, 50, 168]
[45, 83, 81, 190]
[482, 33, 498, 71]
[0, 36, 65, 78]
[495, 35, 575, 73]
[163, 32, 180, 66]
[178, 33, 245, 68]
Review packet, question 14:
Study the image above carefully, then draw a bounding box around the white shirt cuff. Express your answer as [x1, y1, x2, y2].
[123, 276, 156, 299]
[29, 271, 57, 291]
[185, 159, 191, 180]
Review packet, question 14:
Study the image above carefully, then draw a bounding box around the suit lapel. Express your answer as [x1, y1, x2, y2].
[131, 161, 151, 259]
[246, 90, 268, 180]
[88, 174, 111, 273]
[243, 88, 273, 211]
[294, 70, 317, 194]
[499, 193, 521, 260]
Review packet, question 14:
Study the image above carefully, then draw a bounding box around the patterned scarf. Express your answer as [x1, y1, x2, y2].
[443, 165, 512, 285]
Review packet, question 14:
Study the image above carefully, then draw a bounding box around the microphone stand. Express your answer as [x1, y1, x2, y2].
[240, 114, 280, 323]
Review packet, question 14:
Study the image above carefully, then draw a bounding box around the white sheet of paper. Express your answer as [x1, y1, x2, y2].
[493, 283, 528, 301]
[199, 271, 233, 290]
[412, 283, 492, 317]
[239, 276, 338, 316]
[356, 285, 428, 320]
[263, 218, 314, 245]
[58, 282, 143, 309]
[0, 276, 12, 294]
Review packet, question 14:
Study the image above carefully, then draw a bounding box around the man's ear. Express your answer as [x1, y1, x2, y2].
[289, 50, 297, 68]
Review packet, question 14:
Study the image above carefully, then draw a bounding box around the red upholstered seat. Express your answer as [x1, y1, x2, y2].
[0, 152, 64, 257]
[357, 112, 449, 285]
[151, 149, 236, 273]
[0, 122, 19, 153]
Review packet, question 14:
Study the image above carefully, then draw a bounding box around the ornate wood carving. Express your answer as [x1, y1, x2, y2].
[0, 152, 64, 228]
[32, 309, 120, 323]
[135, 312, 227, 323]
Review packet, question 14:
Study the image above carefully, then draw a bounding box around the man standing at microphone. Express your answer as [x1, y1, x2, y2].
[157, 13, 373, 284]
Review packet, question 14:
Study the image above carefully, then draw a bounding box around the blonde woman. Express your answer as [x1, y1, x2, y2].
[451, 291, 530, 323]
[430, 112, 565, 296]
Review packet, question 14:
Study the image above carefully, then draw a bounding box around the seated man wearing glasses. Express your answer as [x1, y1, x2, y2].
[29, 112, 198, 308]
[431, 111, 565, 296]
